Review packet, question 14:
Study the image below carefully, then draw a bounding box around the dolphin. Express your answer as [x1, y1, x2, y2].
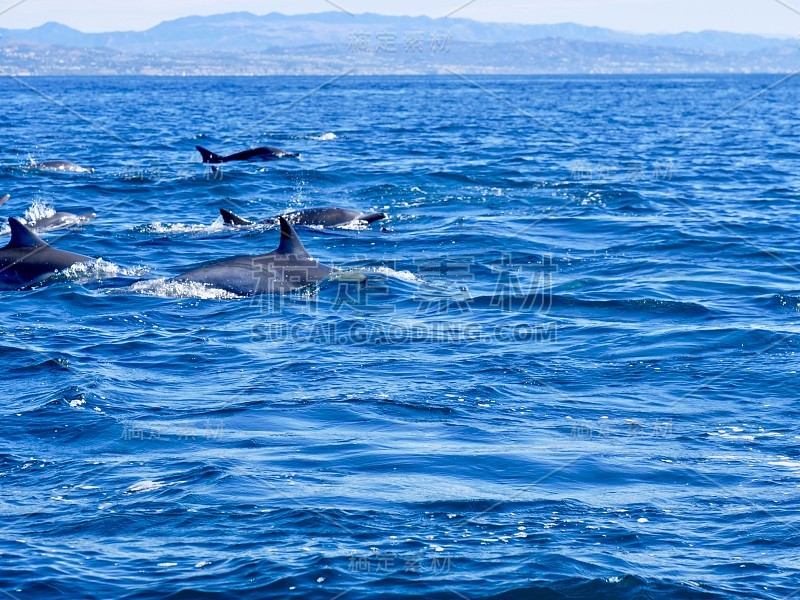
[29, 160, 94, 173]
[220, 207, 386, 228]
[1, 198, 95, 233]
[25, 210, 96, 233]
[175, 217, 338, 296]
[0, 218, 91, 288]
[196, 145, 298, 171]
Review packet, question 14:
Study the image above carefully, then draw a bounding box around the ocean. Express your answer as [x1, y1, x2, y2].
[1, 75, 799, 599]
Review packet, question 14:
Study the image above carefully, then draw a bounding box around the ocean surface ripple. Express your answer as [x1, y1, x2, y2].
[0, 76, 799, 599]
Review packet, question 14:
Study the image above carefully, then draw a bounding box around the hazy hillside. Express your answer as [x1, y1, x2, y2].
[0, 12, 796, 75]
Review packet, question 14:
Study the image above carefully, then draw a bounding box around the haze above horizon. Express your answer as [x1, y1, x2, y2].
[1, 0, 799, 36]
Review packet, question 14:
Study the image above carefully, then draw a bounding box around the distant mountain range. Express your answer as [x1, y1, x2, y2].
[0, 12, 797, 75]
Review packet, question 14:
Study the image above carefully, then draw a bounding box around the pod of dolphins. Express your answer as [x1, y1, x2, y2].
[0, 145, 386, 295]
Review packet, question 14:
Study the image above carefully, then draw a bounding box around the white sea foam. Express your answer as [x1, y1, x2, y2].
[336, 219, 369, 231]
[134, 217, 226, 235]
[328, 270, 368, 284]
[769, 460, 800, 472]
[127, 480, 164, 493]
[364, 266, 425, 284]
[128, 278, 241, 300]
[60, 258, 148, 281]
[22, 200, 57, 223]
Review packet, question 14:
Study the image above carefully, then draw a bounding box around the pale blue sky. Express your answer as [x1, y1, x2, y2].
[1, 0, 799, 36]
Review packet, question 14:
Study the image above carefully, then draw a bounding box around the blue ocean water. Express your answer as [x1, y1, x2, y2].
[1, 75, 799, 599]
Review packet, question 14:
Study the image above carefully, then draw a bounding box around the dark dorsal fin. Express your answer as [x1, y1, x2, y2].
[219, 208, 253, 226]
[276, 216, 309, 257]
[7, 217, 48, 249]
[196, 146, 223, 164]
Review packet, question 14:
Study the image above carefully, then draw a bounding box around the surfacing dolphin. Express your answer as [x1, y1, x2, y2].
[1, 197, 95, 233]
[196, 145, 298, 171]
[220, 207, 386, 228]
[29, 160, 94, 174]
[25, 210, 96, 233]
[0, 218, 91, 288]
[175, 217, 338, 296]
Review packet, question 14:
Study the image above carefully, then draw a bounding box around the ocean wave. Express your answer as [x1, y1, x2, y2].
[3, 75, 799, 600]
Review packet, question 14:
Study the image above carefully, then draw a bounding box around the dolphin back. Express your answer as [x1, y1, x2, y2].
[174, 217, 335, 295]
[0, 218, 91, 288]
